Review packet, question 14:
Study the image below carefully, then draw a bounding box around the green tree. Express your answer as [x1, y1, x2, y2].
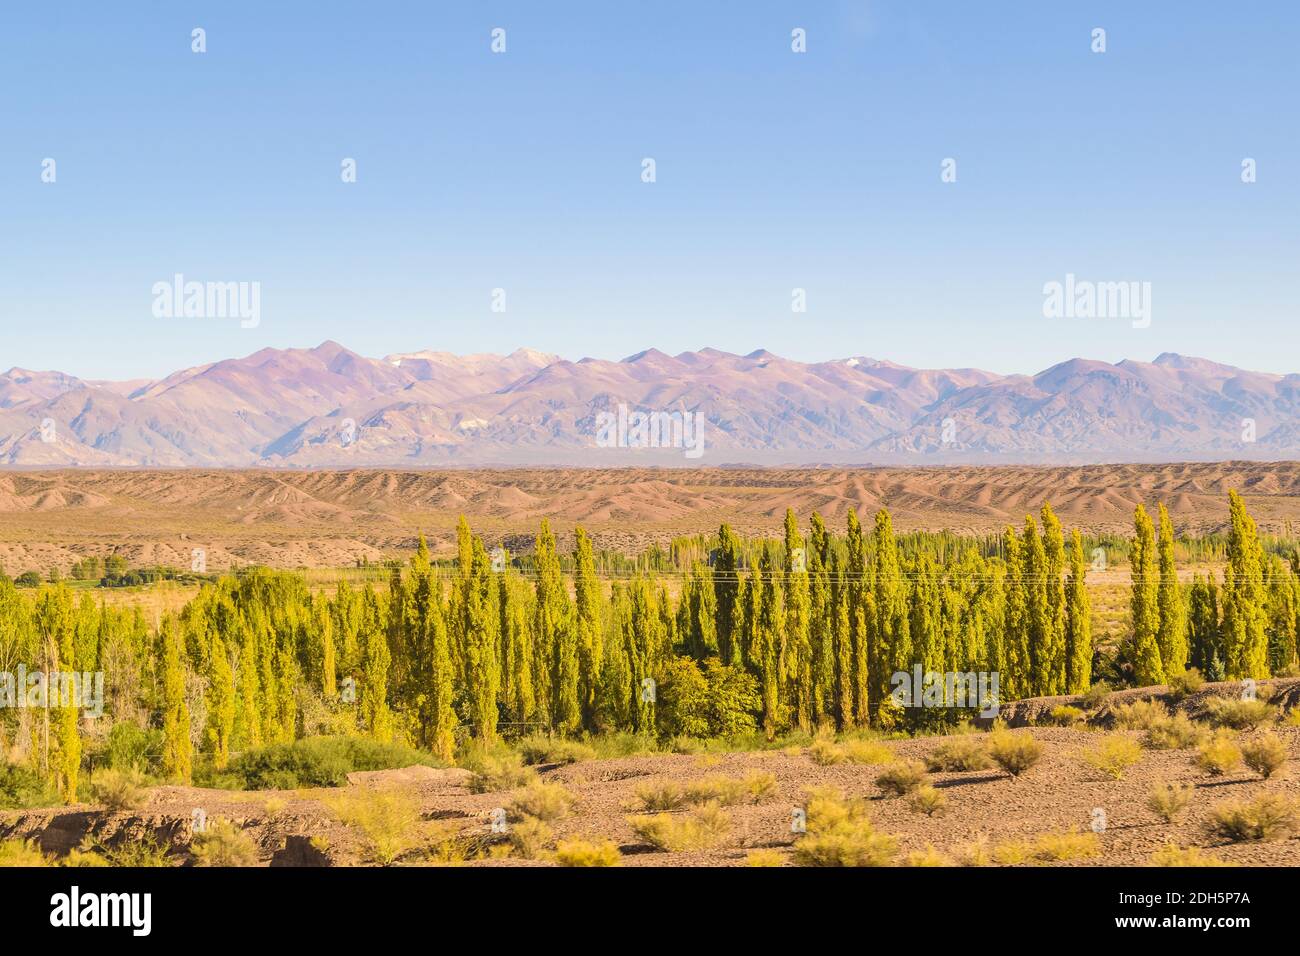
[783, 509, 813, 731]
[1222, 490, 1268, 679]
[1130, 504, 1165, 686]
[160, 617, 192, 784]
[1156, 503, 1188, 675]
[1064, 530, 1092, 694]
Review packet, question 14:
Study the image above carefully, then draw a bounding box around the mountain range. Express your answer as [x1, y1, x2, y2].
[0, 343, 1295, 466]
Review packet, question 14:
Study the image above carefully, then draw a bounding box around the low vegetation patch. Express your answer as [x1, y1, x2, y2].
[1150, 843, 1235, 867]
[326, 787, 423, 864]
[1111, 699, 1169, 731]
[191, 818, 260, 867]
[1205, 697, 1275, 730]
[875, 760, 928, 797]
[907, 784, 947, 817]
[1080, 734, 1143, 780]
[628, 801, 732, 852]
[222, 735, 441, 790]
[516, 736, 596, 766]
[1147, 782, 1194, 823]
[1207, 793, 1300, 842]
[554, 838, 621, 867]
[88, 767, 150, 812]
[1242, 732, 1288, 779]
[1194, 730, 1243, 777]
[1144, 713, 1207, 751]
[925, 737, 993, 772]
[792, 788, 897, 867]
[1045, 705, 1085, 726]
[988, 729, 1043, 778]
[509, 781, 576, 822]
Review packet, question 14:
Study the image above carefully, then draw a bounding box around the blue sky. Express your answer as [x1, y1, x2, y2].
[1, 1, 1296, 380]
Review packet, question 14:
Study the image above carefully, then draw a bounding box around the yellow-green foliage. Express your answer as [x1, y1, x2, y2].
[1206, 697, 1275, 730]
[463, 747, 537, 793]
[1031, 829, 1101, 862]
[191, 818, 260, 867]
[1045, 705, 1085, 726]
[553, 838, 621, 866]
[807, 734, 844, 766]
[61, 848, 109, 867]
[1207, 793, 1300, 842]
[682, 771, 776, 807]
[516, 736, 596, 766]
[991, 838, 1034, 865]
[508, 782, 576, 823]
[327, 787, 423, 865]
[907, 784, 947, 817]
[633, 780, 685, 812]
[1147, 782, 1194, 823]
[507, 816, 553, 860]
[1283, 706, 1300, 727]
[952, 834, 993, 866]
[1111, 699, 1169, 730]
[0, 838, 51, 867]
[1078, 681, 1112, 711]
[925, 736, 993, 772]
[792, 787, 898, 867]
[1080, 734, 1143, 780]
[988, 729, 1043, 778]
[901, 845, 951, 866]
[744, 848, 786, 867]
[1165, 667, 1205, 699]
[88, 767, 150, 812]
[1194, 730, 1243, 776]
[1241, 731, 1288, 779]
[628, 801, 731, 852]
[874, 759, 927, 797]
[1150, 843, 1236, 867]
[1144, 713, 1208, 750]
[841, 739, 894, 765]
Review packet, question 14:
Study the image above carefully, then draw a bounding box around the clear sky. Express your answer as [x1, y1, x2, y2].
[1, 1, 1296, 380]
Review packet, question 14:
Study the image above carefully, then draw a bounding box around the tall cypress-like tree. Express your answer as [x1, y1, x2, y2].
[1130, 504, 1165, 686]
[754, 544, 786, 736]
[1187, 573, 1223, 679]
[871, 509, 908, 722]
[534, 520, 579, 733]
[1022, 515, 1049, 696]
[205, 633, 235, 769]
[713, 524, 742, 666]
[807, 512, 834, 725]
[160, 616, 192, 784]
[1001, 527, 1028, 699]
[463, 537, 502, 741]
[1040, 504, 1067, 696]
[1064, 529, 1092, 694]
[573, 526, 604, 726]
[783, 509, 813, 731]
[1156, 503, 1188, 676]
[831, 551, 854, 729]
[1222, 490, 1268, 679]
[1265, 556, 1298, 674]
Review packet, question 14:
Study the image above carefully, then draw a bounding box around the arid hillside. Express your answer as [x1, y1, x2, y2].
[0, 461, 1297, 572]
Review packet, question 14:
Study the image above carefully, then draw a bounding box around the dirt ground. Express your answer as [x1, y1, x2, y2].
[6, 682, 1300, 867]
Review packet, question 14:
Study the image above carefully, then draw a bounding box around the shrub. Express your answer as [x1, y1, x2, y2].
[1242, 732, 1288, 779]
[1205, 697, 1275, 730]
[952, 834, 993, 866]
[807, 735, 844, 766]
[1080, 734, 1143, 780]
[925, 737, 993, 772]
[105, 721, 166, 775]
[875, 759, 927, 797]
[908, 784, 947, 817]
[1032, 829, 1101, 861]
[1144, 713, 1207, 751]
[744, 849, 785, 867]
[1045, 705, 1085, 726]
[633, 780, 685, 812]
[988, 730, 1043, 778]
[1194, 730, 1243, 777]
[0, 761, 59, 810]
[683, 771, 777, 806]
[89, 767, 150, 812]
[554, 838, 621, 866]
[1150, 843, 1236, 867]
[515, 736, 595, 766]
[901, 845, 951, 867]
[1165, 667, 1205, 700]
[1147, 782, 1194, 823]
[82, 835, 172, 867]
[507, 816, 553, 860]
[792, 790, 897, 867]
[1207, 793, 1300, 842]
[841, 739, 895, 765]
[991, 839, 1034, 865]
[61, 848, 110, 867]
[191, 818, 260, 867]
[1283, 706, 1300, 727]
[225, 735, 441, 790]
[628, 801, 731, 852]
[1111, 699, 1169, 730]
[508, 782, 576, 823]
[0, 839, 50, 866]
[1078, 681, 1112, 711]
[464, 749, 537, 794]
[326, 787, 423, 864]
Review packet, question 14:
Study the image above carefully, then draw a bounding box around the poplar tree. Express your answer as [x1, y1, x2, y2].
[807, 512, 835, 725]
[160, 617, 192, 784]
[1064, 529, 1092, 694]
[831, 551, 854, 728]
[1156, 503, 1188, 676]
[1130, 504, 1165, 686]
[1040, 504, 1067, 695]
[871, 509, 908, 721]
[1222, 490, 1268, 679]
[574, 526, 604, 725]
[713, 524, 742, 666]
[462, 537, 501, 741]
[536, 520, 579, 733]
[783, 509, 813, 731]
[1265, 556, 1297, 674]
[754, 545, 785, 736]
[1187, 574, 1223, 679]
[360, 587, 394, 743]
[1022, 515, 1049, 695]
[1001, 527, 1028, 699]
[205, 633, 235, 769]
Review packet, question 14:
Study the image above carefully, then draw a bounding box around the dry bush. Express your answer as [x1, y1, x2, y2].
[628, 801, 731, 852]
[1147, 782, 1194, 823]
[744, 849, 785, 867]
[925, 737, 993, 772]
[1045, 705, 1085, 726]
[1242, 732, 1288, 779]
[990, 839, 1034, 865]
[1206, 697, 1275, 730]
[1165, 667, 1205, 700]
[466, 750, 537, 793]
[1144, 713, 1208, 751]
[684, 771, 776, 807]
[507, 816, 553, 860]
[988, 730, 1043, 778]
[1111, 699, 1169, 730]
[1150, 843, 1236, 867]
[0, 838, 50, 867]
[89, 767, 150, 812]
[875, 759, 927, 797]
[1032, 829, 1101, 862]
[807, 735, 845, 766]
[907, 784, 947, 817]
[1194, 730, 1243, 777]
[509, 781, 576, 822]
[841, 739, 895, 765]
[326, 787, 423, 865]
[1078, 681, 1112, 711]
[633, 780, 685, 812]
[1283, 706, 1300, 727]
[952, 834, 993, 866]
[516, 736, 595, 766]
[792, 788, 897, 867]
[553, 838, 621, 866]
[901, 845, 952, 867]
[1207, 793, 1300, 842]
[191, 818, 260, 867]
[1080, 734, 1143, 780]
